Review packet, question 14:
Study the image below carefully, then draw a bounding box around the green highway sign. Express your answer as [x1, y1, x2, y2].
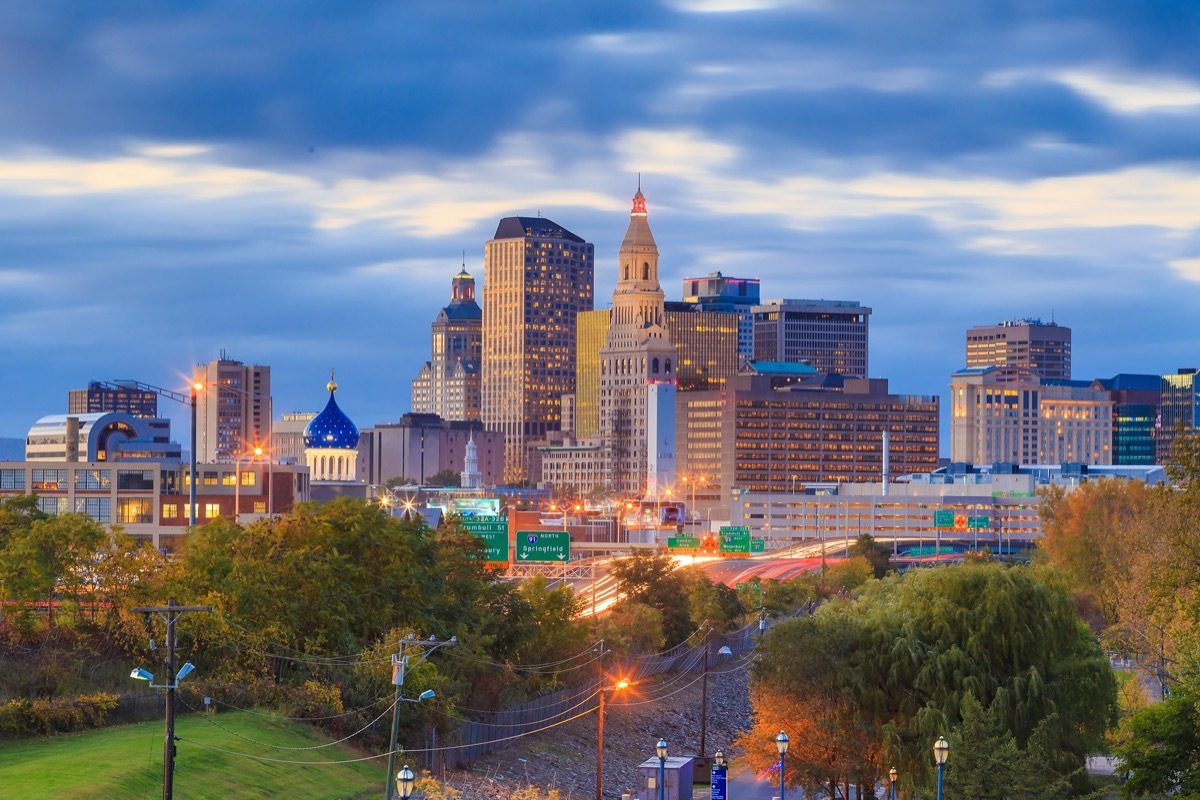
[967, 516, 990, 530]
[461, 516, 509, 562]
[515, 530, 570, 563]
[718, 526, 751, 554]
[750, 539, 765, 553]
[668, 535, 702, 550]
[933, 510, 954, 528]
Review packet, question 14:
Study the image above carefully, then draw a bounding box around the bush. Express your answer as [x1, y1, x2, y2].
[0, 691, 118, 737]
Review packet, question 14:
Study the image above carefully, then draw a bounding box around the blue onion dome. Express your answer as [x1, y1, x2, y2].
[303, 374, 360, 449]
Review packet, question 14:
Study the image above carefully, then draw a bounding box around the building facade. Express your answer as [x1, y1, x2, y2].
[68, 381, 158, 418]
[26, 412, 180, 462]
[664, 301, 741, 392]
[950, 367, 1113, 466]
[682, 271, 761, 361]
[358, 414, 504, 487]
[482, 217, 594, 483]
[678, 374, 940, 520]
[304, 376, 360, 482]
[411, 267, 483, 422]
[751, 299, 872, 377]
[598, 187, 676, 495]
[195, 353, 272, 464]
[965, 319, 1071, 380]
[574, 309, 612, 441]
[0, 459, 307, 551]
[1158, 368, 1200, 464]
[1090, 374, 1161, 466]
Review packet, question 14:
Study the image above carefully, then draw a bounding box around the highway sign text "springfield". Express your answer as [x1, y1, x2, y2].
[515, 531, 570, 562]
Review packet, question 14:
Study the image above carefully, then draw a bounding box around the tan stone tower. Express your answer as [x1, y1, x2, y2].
[599, 183, 677, 495]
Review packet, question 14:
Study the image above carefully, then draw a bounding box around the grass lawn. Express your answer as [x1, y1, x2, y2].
[0, 710, 387, 799]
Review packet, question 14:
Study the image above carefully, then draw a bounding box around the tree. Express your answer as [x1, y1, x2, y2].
[426, 469, 461, 487]
[850, 533, 892, 579]
[1112, 689, 1200, 799]
[608, 551, 693, 646]
[745, 562, 1117, 794]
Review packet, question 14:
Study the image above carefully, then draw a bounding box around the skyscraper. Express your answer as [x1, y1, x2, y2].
[752, 299, 872, 377]
[68, 381, 159, 418]
[1158, 368, 1200, 464]
[574, 309, 611, 440]
[482, 216, 594, 483]
[965, 319, 1071, 381]
[664, 301, 741, 392]
[599, 186, 676, 495]
[682, 271, 760, 361]
[195, 353, 272, 464]
[412, 266, 483, 422]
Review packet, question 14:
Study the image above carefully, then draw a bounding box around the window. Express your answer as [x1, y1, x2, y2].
[118, 498, 153, 524]
[162, 503, 178, 520]
[221, 472, 237, 486]
[31, 470, 66, 490]
[203, 472, 219, 486]
[240, 471, 256, 486]
[38, 496, 68, 515]
[117, 470, 154, 491]
[253, 501, 267, 514]
[0, 469, 23, 489]
[204, 503, 220, 519]
[75, 470, 111, 490]
[74, 497, 111, 522]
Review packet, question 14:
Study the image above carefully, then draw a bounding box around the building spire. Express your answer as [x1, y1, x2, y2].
[327, 369, 337, 393]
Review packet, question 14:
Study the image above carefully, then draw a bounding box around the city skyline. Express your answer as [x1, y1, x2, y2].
[3, 3, 1200, 446]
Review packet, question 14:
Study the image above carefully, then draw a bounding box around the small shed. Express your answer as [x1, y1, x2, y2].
[635, 756, 695, 800]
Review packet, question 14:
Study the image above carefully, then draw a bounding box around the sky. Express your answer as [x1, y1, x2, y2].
[3, 1, 1200, 453]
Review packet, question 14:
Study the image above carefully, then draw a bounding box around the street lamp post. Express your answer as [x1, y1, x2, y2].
[889, 767, 897, 800]
[655, 738, 668, 800]
[384, 636, 456, 800]
[775, 730, 789, 800]
[596, 678, 629, 800]
[711, 750, 728, 800]
[934, 736, 949, 800]
[395, 765, 415, 799]
[189, 382, 201, 527]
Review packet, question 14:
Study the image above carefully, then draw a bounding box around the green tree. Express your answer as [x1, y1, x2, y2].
[849, 533, 892, 579]
[746, 562, 1116, 794]
[608, 550, 693, 646]
[426, 469, 461, 487]
[1112, 689, 1200, 799]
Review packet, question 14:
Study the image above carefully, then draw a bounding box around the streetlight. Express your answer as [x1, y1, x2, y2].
[596, 678, 630, 800]
[934, 735, 949, 800]
[655, 738, 668, 800]
[775, 730, 789, 800]
[712, 749, 728, 800]
[384, 635, 455, 800]
[889, 767, 897, 800]
[395, 765, 415, 799]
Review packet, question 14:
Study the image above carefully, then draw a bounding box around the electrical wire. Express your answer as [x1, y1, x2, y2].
[178, 685, 395, 722]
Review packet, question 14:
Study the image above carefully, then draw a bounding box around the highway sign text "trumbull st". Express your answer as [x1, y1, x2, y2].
[515, 531, 570, 562]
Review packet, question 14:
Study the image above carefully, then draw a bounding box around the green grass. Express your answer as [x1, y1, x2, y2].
[0, 711, 387, 799]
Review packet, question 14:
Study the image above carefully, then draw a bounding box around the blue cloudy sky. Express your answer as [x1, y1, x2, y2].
[3, 1, 1200, 450]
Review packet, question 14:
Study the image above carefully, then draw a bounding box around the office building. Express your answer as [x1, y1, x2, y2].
[358, 414, 503, 487]
[965, 319, 1071, 380]
[1089, 374, 1161, 466]
[26, 412, 180, 462]
[68, 381, 158, 418]
[0, 458, 307, 551]
[412, 267, 483, 422]
[195, 353, 272, 464]
[598, 186, 676, 495]
[682, 271, 761, 361]
[1158, 368, 1200, 464]
[678, 373, 939, 520]
[574, 309, 611, 440]
[950, 367, 1112, 466]
[482, 216, 594, 483]
[270, 412, 316, 465]
[664, 301, 741, 392]
[752, 299, 871, 377]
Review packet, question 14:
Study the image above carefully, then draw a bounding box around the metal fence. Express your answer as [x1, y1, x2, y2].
[430, 617, 769, 772]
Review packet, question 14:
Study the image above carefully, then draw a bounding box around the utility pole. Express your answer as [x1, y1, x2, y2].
[132, 600, 212, 800]
[385, 635, 456, 800]
[698, 625, 710, 758]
